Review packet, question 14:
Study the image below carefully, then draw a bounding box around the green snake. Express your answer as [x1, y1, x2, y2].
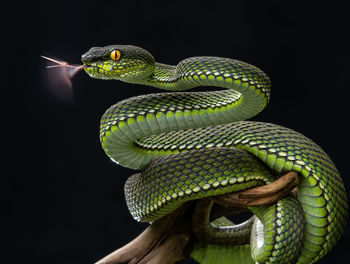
[81, 45, 348, 263]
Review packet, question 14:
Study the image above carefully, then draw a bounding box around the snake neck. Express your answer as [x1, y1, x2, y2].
[143, 62, 179, 90]
[144, 58, 273, 99]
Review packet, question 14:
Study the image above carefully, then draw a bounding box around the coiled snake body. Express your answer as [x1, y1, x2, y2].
[81, 45, 347, 263]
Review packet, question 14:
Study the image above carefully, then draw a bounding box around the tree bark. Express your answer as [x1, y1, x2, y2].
[213, 171, 300, 207]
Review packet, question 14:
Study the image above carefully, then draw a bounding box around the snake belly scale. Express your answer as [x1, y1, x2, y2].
[81, 45, 347, 264]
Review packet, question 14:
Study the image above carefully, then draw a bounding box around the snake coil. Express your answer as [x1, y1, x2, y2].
[81, 45, 347, 264]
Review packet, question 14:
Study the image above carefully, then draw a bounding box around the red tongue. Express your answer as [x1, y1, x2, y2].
[41, 55, 87, 102]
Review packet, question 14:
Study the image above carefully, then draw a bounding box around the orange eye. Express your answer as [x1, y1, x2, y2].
[110, 50, 121, 61]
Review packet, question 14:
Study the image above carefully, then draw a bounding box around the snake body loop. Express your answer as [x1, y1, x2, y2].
[82, 45, 348, 264]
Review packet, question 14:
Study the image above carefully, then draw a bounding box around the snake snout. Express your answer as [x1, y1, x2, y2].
[81, 47, 106, 64]
[81, 53, 94, 65]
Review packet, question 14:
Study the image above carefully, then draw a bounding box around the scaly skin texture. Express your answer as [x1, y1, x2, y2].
[192, 217, 256, 264]
[82, 45, 348, 263]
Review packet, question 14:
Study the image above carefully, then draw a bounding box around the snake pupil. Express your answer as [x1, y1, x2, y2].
[111, 50, 121, 61]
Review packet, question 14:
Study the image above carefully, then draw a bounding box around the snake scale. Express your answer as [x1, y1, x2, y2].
[81, 45, 347, 263]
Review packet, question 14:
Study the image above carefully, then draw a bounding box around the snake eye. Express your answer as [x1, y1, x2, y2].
[110, 50, 121, 61]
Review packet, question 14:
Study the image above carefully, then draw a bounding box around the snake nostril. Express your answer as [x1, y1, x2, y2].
[81, 54, 91, 64]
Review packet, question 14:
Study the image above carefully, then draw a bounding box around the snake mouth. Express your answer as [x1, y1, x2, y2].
[83, 62, 110, 72]
[83, 61, 98, 69]
[83, 62, 114, 79]
[84, 65, 98, 71]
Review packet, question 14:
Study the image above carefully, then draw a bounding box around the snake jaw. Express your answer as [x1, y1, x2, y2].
[84, 63, 124, 80]
[82, 60, 117, 80]
[83, 63, 105, 79]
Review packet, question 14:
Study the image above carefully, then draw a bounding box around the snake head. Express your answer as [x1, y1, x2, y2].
[81, 45, 155, 83]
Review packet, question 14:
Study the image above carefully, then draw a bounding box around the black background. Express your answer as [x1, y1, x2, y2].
[5, 0, 350, 263]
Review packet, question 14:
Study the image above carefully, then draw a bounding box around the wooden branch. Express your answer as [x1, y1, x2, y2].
[94, 171, 300, 264]
[94, 203, 192, 264]
[213, 171, 300, 208]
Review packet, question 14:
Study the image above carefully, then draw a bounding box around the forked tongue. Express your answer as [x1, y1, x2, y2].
[41, 55, 87, 79]
[41, 55, 87, 102]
